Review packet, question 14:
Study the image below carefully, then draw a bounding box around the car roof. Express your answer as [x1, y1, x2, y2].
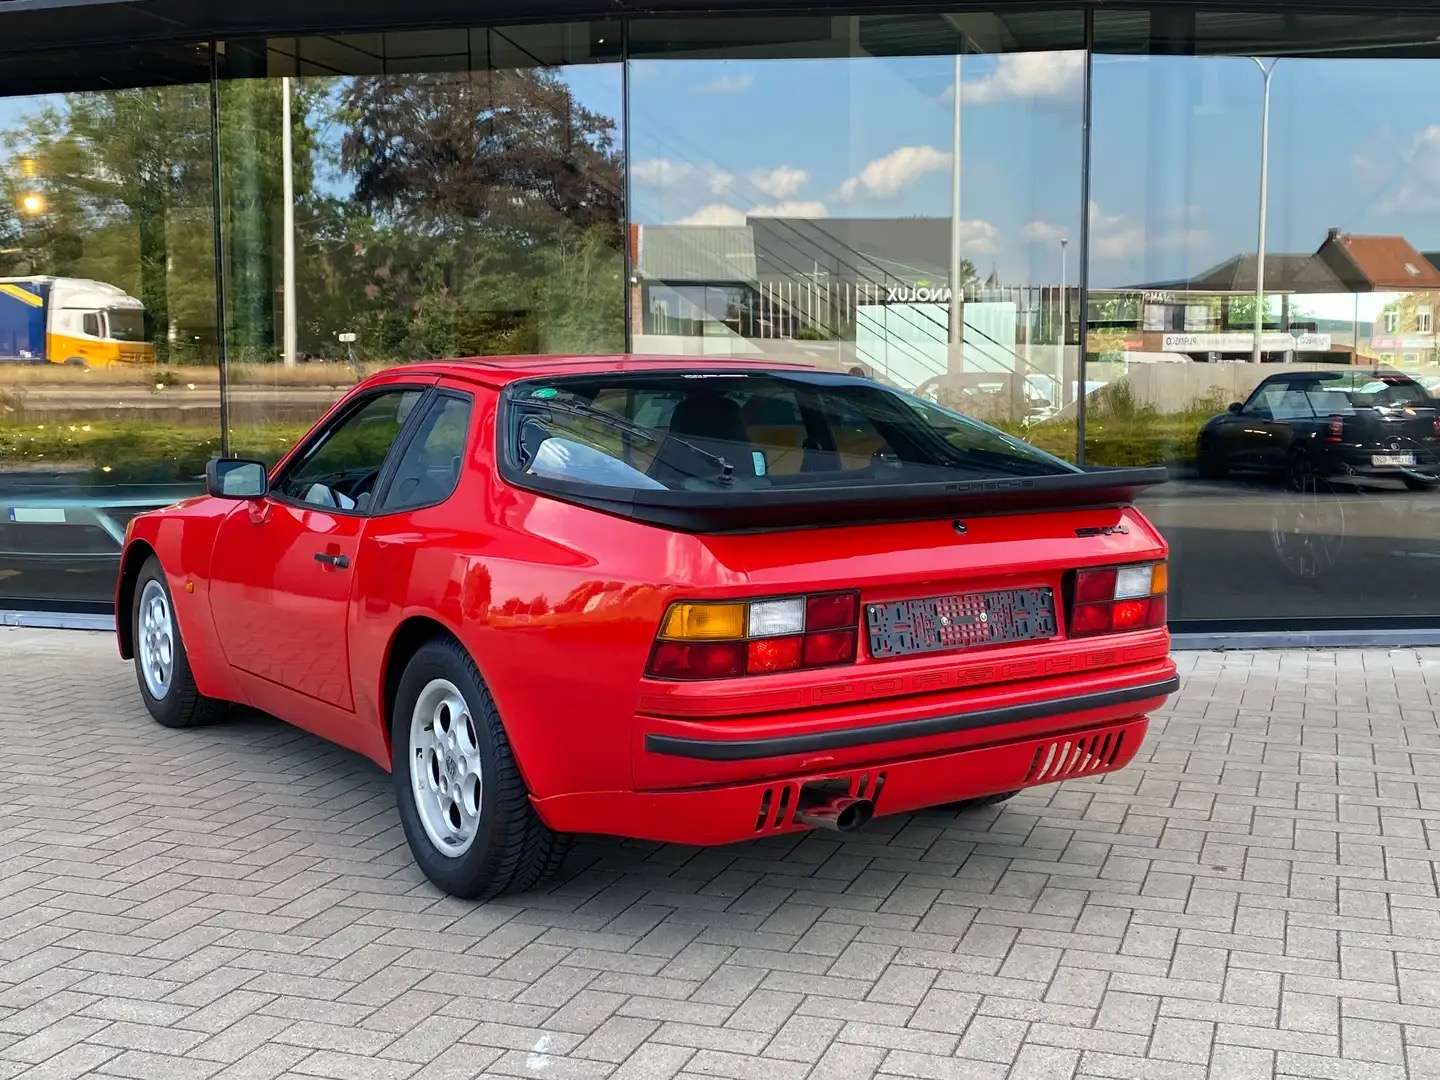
[1257, 368, 1412, 384]
[372, 354, 821, 389]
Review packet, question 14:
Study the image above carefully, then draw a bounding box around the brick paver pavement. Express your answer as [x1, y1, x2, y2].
[2, 629, 1438, 1079]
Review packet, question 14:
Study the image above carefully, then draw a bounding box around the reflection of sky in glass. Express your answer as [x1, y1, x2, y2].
[8, 47, 1440, 290]
[1092, 54, 1440, 288]
[629, 53, 1083, 286]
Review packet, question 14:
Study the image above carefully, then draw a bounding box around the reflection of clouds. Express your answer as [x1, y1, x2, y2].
[1089, 201, 1213, 263]
[838, 145, 951, 201]
[694, 73, 753, 96]
[1377, 125, 1440, 213]
[959, 52, 1085, 105]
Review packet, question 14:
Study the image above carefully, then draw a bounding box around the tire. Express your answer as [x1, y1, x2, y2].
[391, 636, 569, 899]
[1286, 449, 1320, 493]
[1197, 437, 1228, 480]
[132, 556, 226, 728]
[1403, 476, 1436, 492]
[941, 790, 1021, 813]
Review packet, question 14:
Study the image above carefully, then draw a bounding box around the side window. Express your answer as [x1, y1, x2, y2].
[83, 313, 101, 337]
[275, 389, 423, 511]
[379, 394, 474, 512]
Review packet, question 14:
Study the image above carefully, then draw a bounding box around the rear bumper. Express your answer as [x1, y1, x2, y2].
[645, 676, 1177, 761]
[535, 713, 1150, 845]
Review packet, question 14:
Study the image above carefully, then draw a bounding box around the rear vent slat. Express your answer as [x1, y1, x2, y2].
[1025, 727, 1130, 784]
[775, 785, 792, 828]
[755, 789, 772, 832]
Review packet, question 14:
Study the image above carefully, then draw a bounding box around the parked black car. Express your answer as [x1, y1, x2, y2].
[1197, 370, 1440, 491]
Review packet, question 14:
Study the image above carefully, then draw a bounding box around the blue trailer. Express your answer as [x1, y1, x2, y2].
[0, 279, 50, 362]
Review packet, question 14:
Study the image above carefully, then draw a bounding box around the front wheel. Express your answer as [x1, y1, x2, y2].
[392, 637, 569, 899]
[1197, 437, 1228, 479]
[131, 557, 225, 728]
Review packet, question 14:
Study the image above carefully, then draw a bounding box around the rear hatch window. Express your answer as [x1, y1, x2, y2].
[501, 370, 1163, 531]
[509, 371, 1074, 489]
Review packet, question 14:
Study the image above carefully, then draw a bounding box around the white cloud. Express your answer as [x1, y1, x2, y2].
[750, 200, 828, 219]
[962, 51, 1084, 105]
[1379, 125, 1440, 212]
[1022, 220, 1069, 245]
[630, 158, 693, 187]
[1088, 201, 1210, 260]
[676, 204, 747, 226]
[631, 158, 734, 196]
[675, 200, 828, 225]
[957, 218, 1000, 256]
[1090, 203, 1145, 260]
[748, 165, 809, 200]
[838, 145, 952, 201]
[695, 73, 753, 95]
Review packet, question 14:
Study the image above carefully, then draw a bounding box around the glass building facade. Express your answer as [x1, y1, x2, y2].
[3, 5, 1440, 634]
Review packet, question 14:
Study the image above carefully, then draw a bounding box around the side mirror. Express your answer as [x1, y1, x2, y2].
[206, 457, 268, 499]
[1227, 402, 1243, 414]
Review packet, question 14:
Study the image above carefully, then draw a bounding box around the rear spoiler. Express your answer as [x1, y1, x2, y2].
[507, 466, 1169, 533]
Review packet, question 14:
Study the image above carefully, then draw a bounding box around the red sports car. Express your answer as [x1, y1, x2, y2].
[117, 357, 1176, 898]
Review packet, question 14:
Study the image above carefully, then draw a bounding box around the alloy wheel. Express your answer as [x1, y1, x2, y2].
[409, 678, 484, 857]
[138, 578, 175, 700]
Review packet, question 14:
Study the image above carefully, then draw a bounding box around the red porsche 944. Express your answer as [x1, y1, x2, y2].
[117, 357, 1176, 898]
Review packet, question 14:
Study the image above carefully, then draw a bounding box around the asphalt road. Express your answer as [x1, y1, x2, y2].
[1139, 475, 1440, 622]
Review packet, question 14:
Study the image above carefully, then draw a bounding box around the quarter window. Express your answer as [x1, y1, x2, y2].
[379, 394, 473, 512]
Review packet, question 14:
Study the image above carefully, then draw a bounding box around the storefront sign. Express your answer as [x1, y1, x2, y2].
[885, 285, 954, 304]
[1160, 331, 1332, 353]
[1370, 335, 1436, 351]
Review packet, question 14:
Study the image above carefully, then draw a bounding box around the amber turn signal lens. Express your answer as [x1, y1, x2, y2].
[660, 602, 747, 640]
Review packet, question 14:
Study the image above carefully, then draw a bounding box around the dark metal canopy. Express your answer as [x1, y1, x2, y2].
[8, 0, 1440, 62]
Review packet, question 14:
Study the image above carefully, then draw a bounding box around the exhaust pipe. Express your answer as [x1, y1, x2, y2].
[794, 780, 874, 833]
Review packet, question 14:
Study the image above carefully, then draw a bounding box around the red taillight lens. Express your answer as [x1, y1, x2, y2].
[747, 636, 803, 674]
[1070, 563, 1167, 638]
[806, 592, 859, 631]
[650, 591, 860, 679]
[1110, 598, 1150, 630]
[1074, 567, 1117, 604]
[648, 641, 746, 679]
[1071, 602, 1114, 636]
[802, 629, 857, 667]
[1326, 414, 1345, 443]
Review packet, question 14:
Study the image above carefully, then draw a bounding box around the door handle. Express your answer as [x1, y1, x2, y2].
[314, 552, 350, 569]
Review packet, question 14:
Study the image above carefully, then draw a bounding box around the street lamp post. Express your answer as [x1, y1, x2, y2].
[1251, 57, 1279, 364]
[281, 75, 298, 368]
[1059, 237, 1069, 348]
[948, 49, 964, 371]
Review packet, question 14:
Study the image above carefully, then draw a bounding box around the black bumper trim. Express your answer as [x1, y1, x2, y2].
[644, 676, 1181, 762]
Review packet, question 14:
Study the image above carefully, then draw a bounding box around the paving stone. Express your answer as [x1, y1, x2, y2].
[4, 631, 1440, 1080]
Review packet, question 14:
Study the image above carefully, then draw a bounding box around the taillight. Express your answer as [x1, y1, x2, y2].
[648, 592, 859, 679]
[1326, 414, 1345, 443]
[1070, 563, 1167, 638]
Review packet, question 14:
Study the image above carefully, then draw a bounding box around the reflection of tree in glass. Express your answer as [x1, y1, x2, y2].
[309, 66, 625, 361]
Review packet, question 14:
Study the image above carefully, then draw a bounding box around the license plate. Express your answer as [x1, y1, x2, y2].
[866, 587, 1057, 659]
[1373, 453, 1415, 467]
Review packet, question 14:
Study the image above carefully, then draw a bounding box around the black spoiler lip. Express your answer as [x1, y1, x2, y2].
[502, 466, 1170, 533]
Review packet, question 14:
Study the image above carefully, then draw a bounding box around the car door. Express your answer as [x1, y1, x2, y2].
[1221, 383, 1286, 469]
[207, 384, 432, 711]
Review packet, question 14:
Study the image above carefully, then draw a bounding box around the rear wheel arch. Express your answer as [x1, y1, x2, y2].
[116, 540, 158, 659]
[379, 617, 543, 791]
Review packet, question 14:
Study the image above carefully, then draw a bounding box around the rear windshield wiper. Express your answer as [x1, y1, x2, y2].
[517, 397, 736, 486]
